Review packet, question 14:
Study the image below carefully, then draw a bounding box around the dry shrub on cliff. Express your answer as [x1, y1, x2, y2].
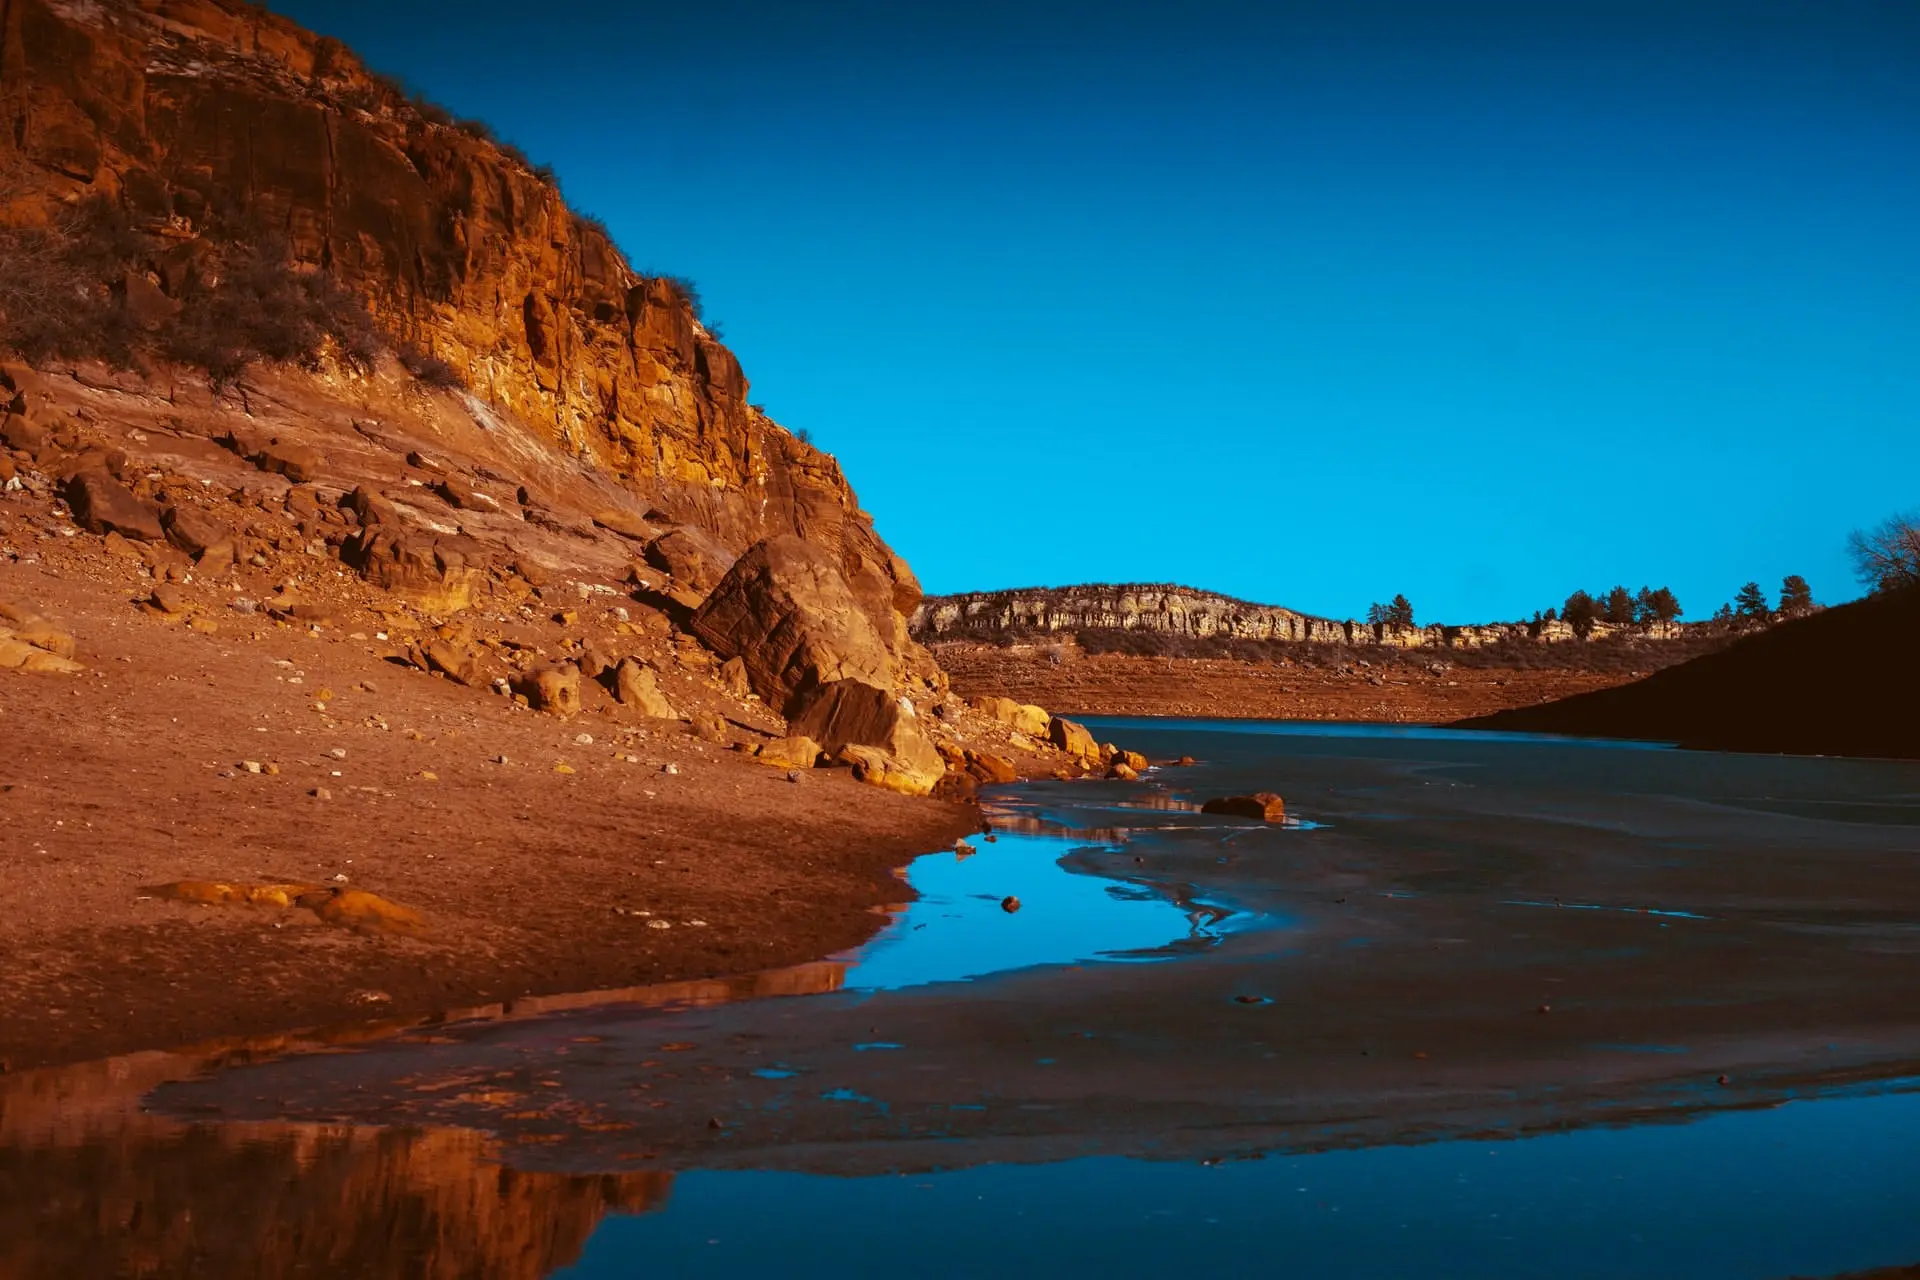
[397, 343, 466, 389]
[0, 196, 392, 386]
[653, 274, 707, 324]
[163, 242, 383, 384]
[0, 200, 146, 365]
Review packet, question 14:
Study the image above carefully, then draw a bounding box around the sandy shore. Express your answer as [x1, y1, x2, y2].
[0, 549, 975, 1071]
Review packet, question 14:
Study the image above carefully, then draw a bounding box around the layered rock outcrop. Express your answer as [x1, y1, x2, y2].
[914, 584, 1688, 650]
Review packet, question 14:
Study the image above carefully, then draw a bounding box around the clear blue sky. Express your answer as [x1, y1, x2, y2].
[276, 0, 1920, 623]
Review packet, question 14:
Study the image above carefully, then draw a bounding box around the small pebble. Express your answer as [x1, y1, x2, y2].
[647, 918, 672, 930]
[311, 787, 332, 800]
[574, 733, 594, 746]
[328, 748, 347, 759]
[661, 763, 679, 775]
[1000, 895, 1021, 913]
[241, 760, 263, 774]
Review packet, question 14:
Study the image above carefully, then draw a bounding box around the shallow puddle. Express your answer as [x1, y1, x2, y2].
[847, 828, 1246, 991]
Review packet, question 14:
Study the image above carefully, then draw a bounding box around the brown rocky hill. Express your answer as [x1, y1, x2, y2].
[1456, 587, 1920, 759]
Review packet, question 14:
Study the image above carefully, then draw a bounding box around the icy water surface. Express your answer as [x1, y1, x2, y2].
[8, 721, 1920, 1279]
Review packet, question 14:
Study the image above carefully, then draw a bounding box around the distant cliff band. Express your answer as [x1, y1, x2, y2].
[912, 585, 1689, 649]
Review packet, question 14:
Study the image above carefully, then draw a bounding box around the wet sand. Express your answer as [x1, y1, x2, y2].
[152, 724, 1920, 1170]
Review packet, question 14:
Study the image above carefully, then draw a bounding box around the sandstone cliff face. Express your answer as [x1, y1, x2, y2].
[0, 0, 923, 670]
[912, 584, 1685, 650]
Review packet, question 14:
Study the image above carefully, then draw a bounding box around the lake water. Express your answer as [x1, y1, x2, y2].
[6, 721, 1920, 1278]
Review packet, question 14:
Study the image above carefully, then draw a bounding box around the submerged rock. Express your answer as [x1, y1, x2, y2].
[1199, 792, 1287, 822]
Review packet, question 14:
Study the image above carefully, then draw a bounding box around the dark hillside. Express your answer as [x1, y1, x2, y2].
[1456, 587, 1920, 759]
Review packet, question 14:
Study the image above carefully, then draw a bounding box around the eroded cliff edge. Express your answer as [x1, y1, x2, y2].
[2, 0, 921, 655]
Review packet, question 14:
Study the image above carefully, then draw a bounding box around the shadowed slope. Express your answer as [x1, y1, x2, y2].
[1455, 587, 1920, 759]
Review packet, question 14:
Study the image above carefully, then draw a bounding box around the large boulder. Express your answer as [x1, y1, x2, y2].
[64, 471, 163, 541]
[790, 679, 945, 797]
[690, 536, 894, 715]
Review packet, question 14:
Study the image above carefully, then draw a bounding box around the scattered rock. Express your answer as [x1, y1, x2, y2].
[254, 438, 322, 484]
[1108, 763, 1140, 781]
[688, 710, 730, 744]
[965, 750, 1018, 784]
[64, 470, 163, 541]
[1046, 715, 1100, 760]
[612, 659, 679, 718]
[971, 695, 1052, 738]
[530, 664, 582, 717]
[754, 735, 823, 769]
[148, 583, 189, 615]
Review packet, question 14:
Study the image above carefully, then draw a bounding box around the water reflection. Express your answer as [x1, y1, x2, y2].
[0, 1049, 671, 1280]
[847, 829, 1241, 990]
[556, 1082, 1920, 1280]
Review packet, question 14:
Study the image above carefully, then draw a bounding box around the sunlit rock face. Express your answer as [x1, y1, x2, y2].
[0, 0, 927, 665]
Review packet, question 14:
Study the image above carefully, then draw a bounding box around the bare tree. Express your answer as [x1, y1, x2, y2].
[1847, 512, 1920, 594]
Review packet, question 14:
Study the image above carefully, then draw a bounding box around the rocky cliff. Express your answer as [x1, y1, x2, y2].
[910, 583, 1641, 650]
[0, 0, 919, 654]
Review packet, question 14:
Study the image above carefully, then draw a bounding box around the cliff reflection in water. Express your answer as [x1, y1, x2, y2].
[0, 959, 870, 1278]
[0, 1037, 678, 1279]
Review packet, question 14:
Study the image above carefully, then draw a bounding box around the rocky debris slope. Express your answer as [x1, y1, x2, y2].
[1457, 587, 1920, 759]
[0, 349, 1135, 802]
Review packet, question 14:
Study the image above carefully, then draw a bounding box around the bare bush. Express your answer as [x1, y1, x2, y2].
[398, 343, 466, 389]
[1848, 512, 1920, 594]
[1, 195, 395, 387]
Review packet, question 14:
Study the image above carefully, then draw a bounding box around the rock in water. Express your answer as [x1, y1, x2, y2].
[1200, 792, 1287, 822]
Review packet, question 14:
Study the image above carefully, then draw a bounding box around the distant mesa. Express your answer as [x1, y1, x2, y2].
[913, 583, 1688, 651]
